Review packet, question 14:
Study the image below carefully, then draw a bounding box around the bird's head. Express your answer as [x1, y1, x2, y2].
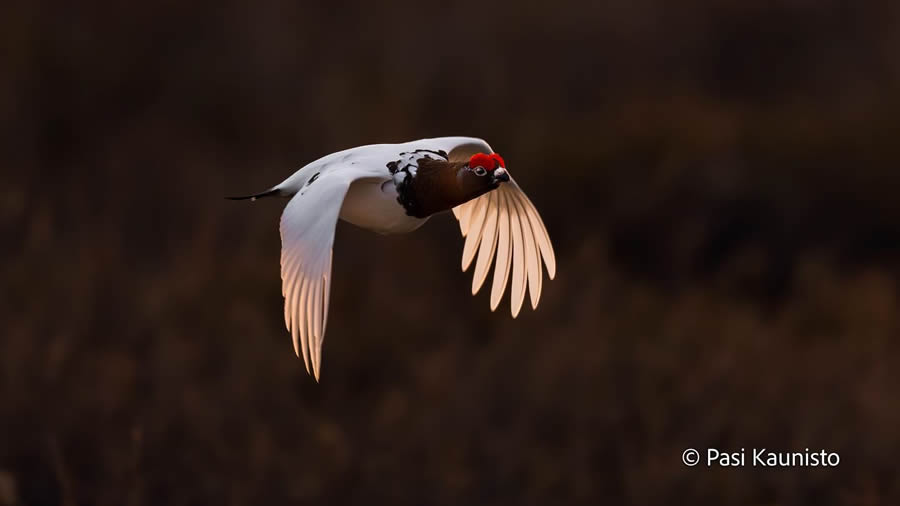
[457, 152, 509, 197]
[397, 150, 511, 217]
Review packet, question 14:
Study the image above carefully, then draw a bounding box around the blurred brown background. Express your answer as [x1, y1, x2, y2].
[2, 1, 900, 504]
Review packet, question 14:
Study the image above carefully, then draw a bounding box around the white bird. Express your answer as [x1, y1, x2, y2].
[229, 137, 556, 380]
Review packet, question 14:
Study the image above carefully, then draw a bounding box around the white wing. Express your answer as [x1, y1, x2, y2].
[279, 169, 357, 381]
[406, 136, 494, 162]
[453, 179, 556, 317]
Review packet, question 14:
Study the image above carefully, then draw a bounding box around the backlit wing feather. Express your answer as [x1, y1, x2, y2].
[453, 178, 556, 317]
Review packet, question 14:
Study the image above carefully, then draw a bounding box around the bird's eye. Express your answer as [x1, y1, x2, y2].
[473, 166, 487, 176]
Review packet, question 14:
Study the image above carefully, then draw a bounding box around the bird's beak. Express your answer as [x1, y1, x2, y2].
[492, 167, 510, 183]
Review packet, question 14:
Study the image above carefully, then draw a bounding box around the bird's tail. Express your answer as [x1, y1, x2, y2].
[225, 188, 285, 201]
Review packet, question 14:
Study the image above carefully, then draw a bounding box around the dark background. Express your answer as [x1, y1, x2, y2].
[2, 1, 900, 504]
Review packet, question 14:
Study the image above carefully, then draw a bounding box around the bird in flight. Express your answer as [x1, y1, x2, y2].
[229, 137, 556, 380]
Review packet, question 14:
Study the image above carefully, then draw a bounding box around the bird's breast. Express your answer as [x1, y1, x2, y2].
[339, 179, 429, 235]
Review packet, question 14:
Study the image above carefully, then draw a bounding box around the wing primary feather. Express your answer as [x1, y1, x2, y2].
[312, 252, 328, 381]
[472, 193, 499, 295]
[312, 274, 323, 345]
[311, 274, 323, 382]
[313, 273, 327, 382]
[295, 276, 310, 372]
[322, 252, 332, 338]
[461, 196, 488, 271]
[284, 267, 294, 332]
[509, 194, 527, 318]
[534, 250, 543, 309]
[304, 271, 316, 377]
[458, 201, 475, 237]
[288, 266, 301, 357]
[291, 315, 301, 360]
[490, 191, 512, 311]
[300, 276, 314, 374]
[518, 191, 556, 279]
[513, 192, 543, 309]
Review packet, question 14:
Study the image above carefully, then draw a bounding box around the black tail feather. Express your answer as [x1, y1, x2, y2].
[225, 188, 282, 201]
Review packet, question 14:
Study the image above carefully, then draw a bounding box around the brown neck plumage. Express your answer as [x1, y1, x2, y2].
[397, 158, 498, 218]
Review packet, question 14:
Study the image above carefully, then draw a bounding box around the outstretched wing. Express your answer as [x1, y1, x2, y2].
[279, 170, 357, 381]
[452, 178, 556, 317]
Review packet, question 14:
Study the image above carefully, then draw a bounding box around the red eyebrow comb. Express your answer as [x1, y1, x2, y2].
[468, 153, 495, 169]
